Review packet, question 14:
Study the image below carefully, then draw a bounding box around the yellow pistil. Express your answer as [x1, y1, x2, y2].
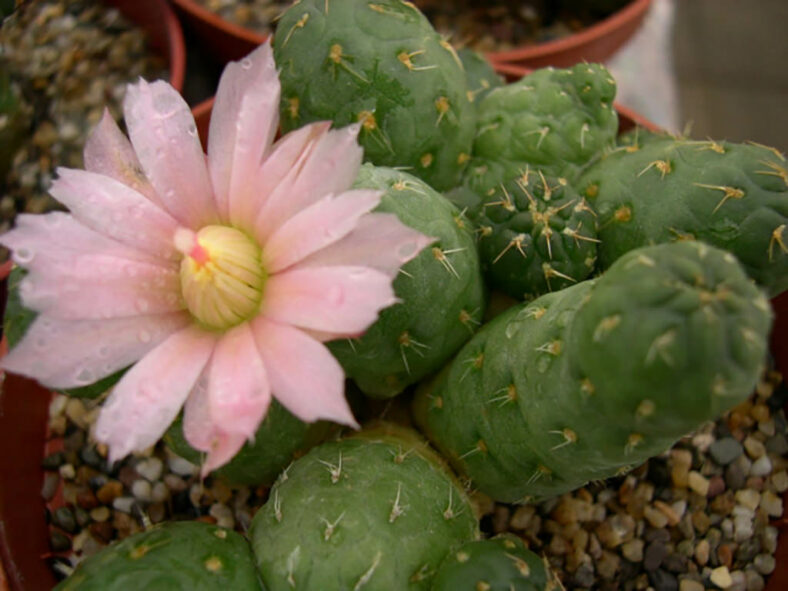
[175, 226, 266, 330]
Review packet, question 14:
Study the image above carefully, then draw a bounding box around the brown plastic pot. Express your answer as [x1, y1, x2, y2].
[168, 0, 649, 70]
[487, 0, 653, 68]
[107, 0, 187, 92]
[170, 0, 267, 64]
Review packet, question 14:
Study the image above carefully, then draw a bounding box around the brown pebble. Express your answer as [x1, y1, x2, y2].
[572, 528, 589, 552]
[717, 543, 734, 569]
[196, 515, 218, 525]
[492, 505, 510, 534]
[76, 488, 100, 510]
[597, 550, 621, 579]
[548, 533, 571, 555]
[691, 510, 711, 535]
[745, 476, 764, 492]
[96, 480, 124, 504]
[510, 505, 535, 530]
[694, 539, 710, 566]
[117, 466, 140, 489]
[751, 403, 770, 423]
[76, 465, 100, 485]
[710, 491, 736, 516]
[552, 497, 580, 525]
[654, 500, 681, 526]
[707, 475, 726, 498]
[89, 521, 114, 543]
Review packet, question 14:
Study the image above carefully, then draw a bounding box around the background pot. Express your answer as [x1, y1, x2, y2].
[108, 0, 187, 92]
[170, 0, 267, 64]
[487, 0, 653, 68]
[169, 0, 650, 70]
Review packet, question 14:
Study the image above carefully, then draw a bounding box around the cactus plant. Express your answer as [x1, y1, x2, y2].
[273, 0, 476, 191]
[249, 423, 479, 591]
[466, 62, 618, 197]
[431, 533, 559, 591]
[470, 168, 599, 300]
[54, 522, 263, 590]
[457, 48, 504, 105]
[328, 164, 486, 398]
[164, 401, 339, 486]
[414, 241, 773, 502]
[577, 132, 788, 297]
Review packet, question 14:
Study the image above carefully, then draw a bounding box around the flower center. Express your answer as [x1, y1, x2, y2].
[174, 225, 266, 330]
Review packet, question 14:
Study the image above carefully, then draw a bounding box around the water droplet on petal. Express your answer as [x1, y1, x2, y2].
[34, 338, 48, 350]
[138, 330, 152, 343]
[187, 124, 198, 137]
[74, 368, 95, 384]
[98, 346, 110, 358]
[240, 57, 253, 69]
[14, 247, 34, 264]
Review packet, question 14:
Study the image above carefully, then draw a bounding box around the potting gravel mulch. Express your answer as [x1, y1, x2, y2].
[189, 0, 629, 53]
[0, 0, 168, 237]
[42, 369, 788, 590]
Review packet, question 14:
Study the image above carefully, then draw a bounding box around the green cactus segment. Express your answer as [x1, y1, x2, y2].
[273, 0, 476, 191]
[164, 402, 337, 486]
[577, 134, 788, 296]
[328, 164, 486, 398]
[471, 169, 599, 300]
[249, 424, 479, 591]
[469, 63, 618, 194]
[431, 534, 559, 591]
[414, 241, 772, 502]
[55, 522, 263, 590]
[457, 48, 504, 105]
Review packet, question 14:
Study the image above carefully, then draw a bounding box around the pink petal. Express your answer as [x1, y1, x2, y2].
[252, 123, 363, 241]
[0, 311, 190, 389]
[252, 316, 358, 427]
[208, 324, 271, 437]
[208, 42, 280, 220]
[1, 212, 164, 269]
[50, 168, 180, 262]
[262, 190, 382, 273]
[182, 372, 248, 477]
[20, 260, 182, 320]
[261, 265, 397, 334]
[94, 325, 217, 463]
[124, 79, 218, 228]
[83, 109, 161, 204]
[297, 212, 434, 278]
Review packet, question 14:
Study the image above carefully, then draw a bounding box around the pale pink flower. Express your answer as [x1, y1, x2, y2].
[0, 43, 431, 474]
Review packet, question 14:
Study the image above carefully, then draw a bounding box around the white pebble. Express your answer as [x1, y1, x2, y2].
[48, 394, 68, 419]
[136, 457, 164, 482]
[151, 481, 169, 503]
[131, 479, 152, 502]
[734, 489, 761, 511]
[733, 514, 754, 543]
[164, 474, 188, 493]
[749, 455, 772, 477]
[209, 503, 235, 529]
[58, 463, 76, 480]
[168, 455, 199, 477]
[771, 470, 788, 492]
[759, 491, 783, 518]
[112, 496, 136, 513]
[710, 566, 733, 589]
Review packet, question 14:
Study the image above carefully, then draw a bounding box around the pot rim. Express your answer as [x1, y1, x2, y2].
[486, 0, 653, 63]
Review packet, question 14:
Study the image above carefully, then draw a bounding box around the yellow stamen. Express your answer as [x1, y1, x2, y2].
[175, 226, 266, 330]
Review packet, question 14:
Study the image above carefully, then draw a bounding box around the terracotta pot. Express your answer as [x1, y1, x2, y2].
[487, 0, 653, 68]
[170, 0, 267, 64]
[107, 0, 187, 92]
[167, 0, 649, 70]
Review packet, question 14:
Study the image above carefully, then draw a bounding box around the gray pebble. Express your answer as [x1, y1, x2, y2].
[112, 496, 136, 514]
[752, 554, 775, 575]
[572, 564, 595, 588]
[136, 457, 164, 482]
[131, 479, 152, 503]
[53, 506, 77, 533]
[744, 568, 765, 591]
[649, 568, 678, 591]
[662, 552, 689, 574]
[749, 455, 772, 478]
[49, 531, 71, 552]
[709, 438, 743, 466]
[168, 455, 199, 477]
[765, 432, 788, 455]
[644, 540, 669, 571]
[725, 455, 751, 490]
[41, 472, 60, 501]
